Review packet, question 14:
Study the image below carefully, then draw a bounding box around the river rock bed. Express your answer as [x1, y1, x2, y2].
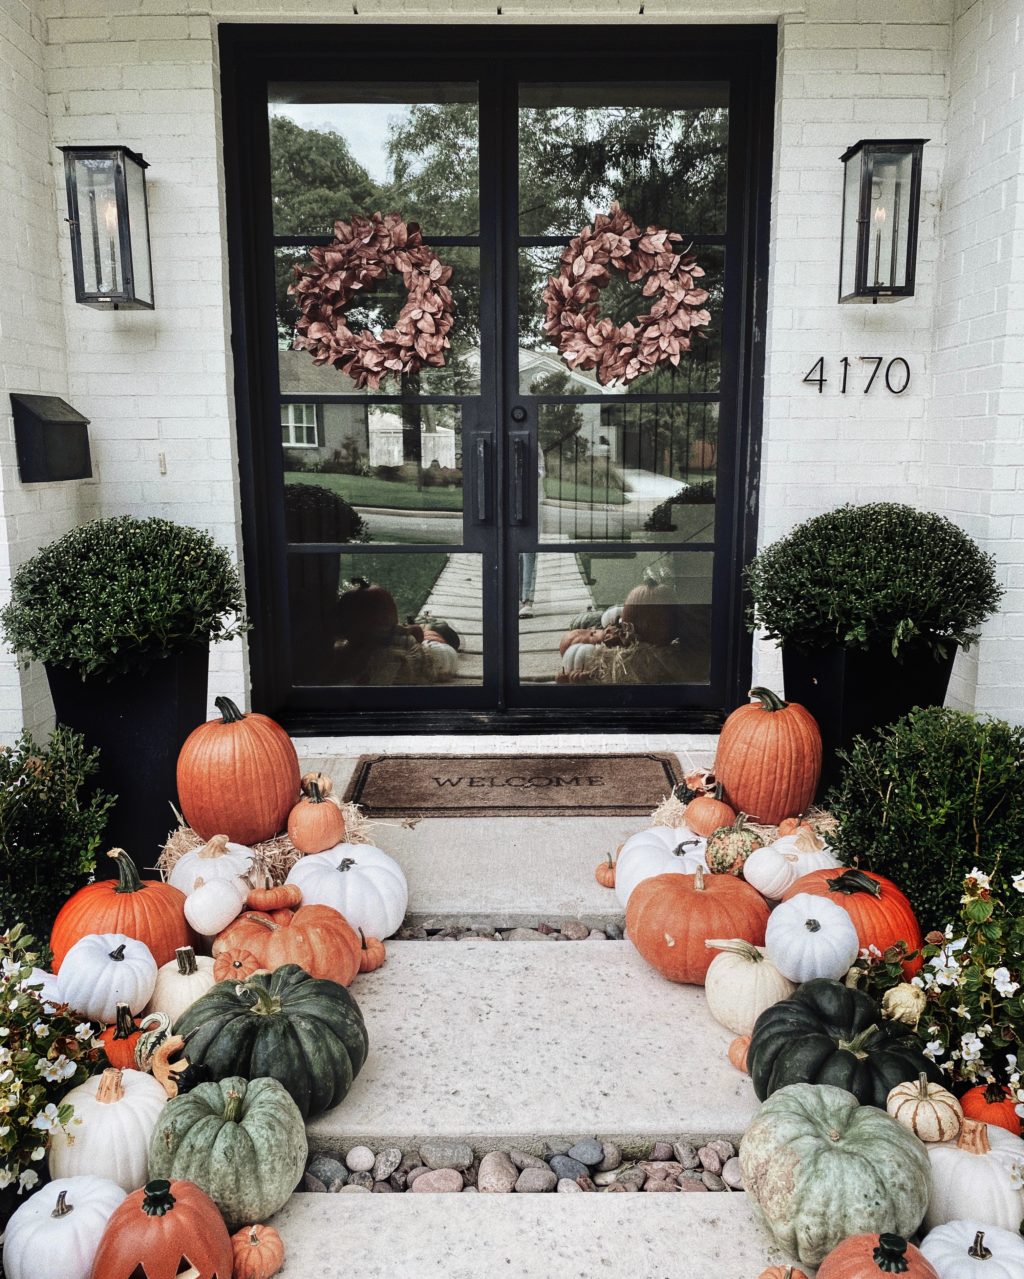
[395, 920, 624, 941]
[302, 1138, 743, 1194]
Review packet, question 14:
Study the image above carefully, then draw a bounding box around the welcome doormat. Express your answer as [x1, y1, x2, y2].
[342, 753, 680, 818]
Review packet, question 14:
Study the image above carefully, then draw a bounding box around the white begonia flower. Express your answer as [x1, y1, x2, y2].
[18, 1168, 38, 1191]
[1012, 871, 1024, 894]
[74, 1022, 93, 1041]
[0, 1168, 13, 1190]
[967, 867, 991, 890]
[993, 967, 1020, 998]
[924, 1040, 945, 1060]
[36, 1055, 75, 1083]
[960, 1032, 984, 1062]
[30, 1103, 61, 1133]
[955, 1004, 971, 1019]
[30, 1146, 45, 1161]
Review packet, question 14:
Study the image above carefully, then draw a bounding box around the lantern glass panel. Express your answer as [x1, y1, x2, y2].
[840, 152, 861, 301]
[867, 147, 914, 291]
[76, 154, 124, 297]
[124, 155, 153, 305]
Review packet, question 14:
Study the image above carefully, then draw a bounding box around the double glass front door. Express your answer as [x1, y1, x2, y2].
[228, 28, 773, 728]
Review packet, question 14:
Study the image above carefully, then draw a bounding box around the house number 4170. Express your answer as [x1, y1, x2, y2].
[802, 356, 910, 395]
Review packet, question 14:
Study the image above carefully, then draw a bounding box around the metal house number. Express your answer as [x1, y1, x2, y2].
[802, 356, 910, 395]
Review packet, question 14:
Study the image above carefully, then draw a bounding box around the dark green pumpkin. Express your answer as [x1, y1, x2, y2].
[568, 608, 604, 629]
[173, 963, 368, 1119]
[748, 978, 940, 1109]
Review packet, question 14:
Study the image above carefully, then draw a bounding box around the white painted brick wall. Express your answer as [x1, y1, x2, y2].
[3, 0, 1021, 738]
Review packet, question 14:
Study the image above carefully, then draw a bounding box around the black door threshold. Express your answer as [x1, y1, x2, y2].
[281, 707, 725, 737]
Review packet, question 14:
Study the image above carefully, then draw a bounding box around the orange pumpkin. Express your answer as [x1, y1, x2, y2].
[91, 1178, 233, 1279]
[960, 1081, 1022, 1136]
[100, 1002, 143, 1069]
[300, 771, 343, 808]
[715, 687, 822, 825]
[683, 783, 737, 837]
[50, 848, 190, 972]
[625, 866, 770, 985]
[245, 882, 302, 912]
[729, 1034, 751, 1073]
[816, 1233, 938, 1279]
[176, 696, 300, 845]
[559, 627, 608, 656]
[759, 1268, 810, 1279]
[358, 929, 387, 973]
[621, 575, 677, 645]
[287, 779, 347, 854]
[594, 853, 616, 888]
[336, 577, 399, 641]
[777, 816, 812, 838]
[781, 867, 922, 977]
[212, 904, 361, 986]
[231, 1224, 285, 1279]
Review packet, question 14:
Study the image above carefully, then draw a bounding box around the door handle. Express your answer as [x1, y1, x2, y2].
[510, 434, 530, 525]
[474, 437, 490, 523]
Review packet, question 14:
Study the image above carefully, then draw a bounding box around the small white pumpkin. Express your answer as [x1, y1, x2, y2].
[887, 1071, 963, 1144]
[167, 833, 255, 897]
[58, 933, 157, 1024]
[3, 1176, 127, 1279]
[20, 966, 63, 1007]
[183, 875, 246, 937]
[742, 829, 842, 900]
[144, 945, 217, 1022]
[924, 1119, 1024, 1234]
[920, 1220, 1024, 1279]
[48, 1067, 167, 1191]
[424, 640, 459, 679]
[601, 604, 623, 626]
[614, 825, 708, 910]
[703, 938, 797, 1036]
[764, 892, 860, 983]
[562, 642, 601, 674]
[285, 842, 408, 939]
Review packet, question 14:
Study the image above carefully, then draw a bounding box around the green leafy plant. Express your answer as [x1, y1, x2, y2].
[0, 516, 248, 679]
[283, 481, 370, 544]
[745, 502, 1002, 659]
[0, 925, 102, 1195]
[0, 728, 113, 939]
[644, 481, 716, 532]
[830, 706, 1024, 931]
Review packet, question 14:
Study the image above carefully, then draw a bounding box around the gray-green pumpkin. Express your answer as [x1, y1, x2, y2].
[148, 1075, 307, 1231]
[739, 1082, 930, 1266]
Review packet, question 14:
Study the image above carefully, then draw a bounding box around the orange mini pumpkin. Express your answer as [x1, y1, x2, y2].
[683, 783, 737, 838]
[287, 779, 346, 854]
[213, 904, 361, 986]
[816, 1233, 938, 1279]
[245, 881, 302, 912]
[594, 853, 616, 888]
[358, 929, 387, 973]
[90, 1178, 233, 1279]
[100, 1002, 143, 1069]
[960, 1081, 1023, 1136]
[715, 687, 822, 825]
[728, 1035, 751, 1073]
[231, 1223, 285, 1279]
[625, 866, 770, 985]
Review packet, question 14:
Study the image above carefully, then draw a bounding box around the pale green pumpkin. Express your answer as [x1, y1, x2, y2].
[147, 1075, 307, 1231]
[739, 1082, 930, 1266]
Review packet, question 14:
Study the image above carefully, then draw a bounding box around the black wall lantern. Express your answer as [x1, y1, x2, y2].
[59, 145, 154, 309]
[839, 139, 927, 303]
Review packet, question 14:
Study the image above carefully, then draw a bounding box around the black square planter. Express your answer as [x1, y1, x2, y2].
[782, 642, 956, 795]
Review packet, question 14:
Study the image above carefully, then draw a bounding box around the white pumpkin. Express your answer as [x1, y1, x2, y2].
[886, 1071, 963, 1144]
[424, 640, 459, 679]
[924, 1119, 1024, 1234]
[562, 642, 601, 674]
[921, 1220, 1024, 1279]
[167, 833, 255, 897]
[58, 933, 157, 1024]
[614, 825, 708, 910]
[20, 966, 62, 1006]
[183, 875, 246, 936]
[742, 829, 842, 900]
[144, 945, 216, 1022]
[703, 938, 797, 1035]
[285, 842, 408, 939]
[48, 1067, 167, 1191]
[3, 1176, 127, 1279]
[601, 604, 623, 626]
[764, 892, 860, 982]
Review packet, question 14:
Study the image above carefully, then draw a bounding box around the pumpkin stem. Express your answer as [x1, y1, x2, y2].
[236, 978, 281, 1017]
[804, 918, 821, 933]
[983, 1081, 1008, 1105]
[51, 1189, 73, 1218]
[957, 1117, 992, 1154]
[175, 946, 198, 976]
[916, 1071, 932, 1100]
[107, 848, 143, 894]
[703, 938, 765, 962]
[96, 1068, 126, 1104]
[872, 1234, 910, 1274]
[214, 695, 246, 724]
[197, 835, 231, 859]
[359, 927, 369, 950]
[837, 1024, 879, 1057]
[141, 1180, 176, 1217]
[747, 686, 788, 712]
[307, 780, 325, 805]
[249, 1225, 261, 1245]
[694, 865, 706, 892]
[222, 1088, 244, 1124]
[108, 942, 127, 962]
[337, 857, 356, 873]
[825, 869, 882, 898]
[672, 839, 700, 857]
[968, 1231, 992, 1261]
[112, 1002, 136, 1040]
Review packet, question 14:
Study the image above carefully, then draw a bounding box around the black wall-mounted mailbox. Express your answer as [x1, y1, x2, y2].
[10, 394, 92, 483]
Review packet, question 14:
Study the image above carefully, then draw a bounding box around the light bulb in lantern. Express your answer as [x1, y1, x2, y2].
[873, 205, 886, 286]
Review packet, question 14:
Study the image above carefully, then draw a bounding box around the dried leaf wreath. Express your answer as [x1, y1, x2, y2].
[289, 212, 456, 390]
[541, 201, 712, 386]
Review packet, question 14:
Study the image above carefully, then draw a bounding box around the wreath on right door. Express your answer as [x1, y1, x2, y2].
[541, 201, 711, 387]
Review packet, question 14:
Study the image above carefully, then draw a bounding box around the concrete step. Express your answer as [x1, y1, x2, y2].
[308, 940, 757, 1155]
[270, 1191, 784, 1279]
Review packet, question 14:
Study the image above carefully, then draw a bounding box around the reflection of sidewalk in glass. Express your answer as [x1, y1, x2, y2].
[619, 468, 688, 501]
[418, 554, 484, 684]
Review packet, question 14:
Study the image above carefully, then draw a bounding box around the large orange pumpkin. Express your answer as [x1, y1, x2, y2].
[960, 1081, 1022, 1136]
[90, 1178, 233, 1279]
[781, 867, 922, 977]
[621, 575, 677, 646]
[625, 866, 770, 984]
[50, 848, 190, 973]
[816, 1233, 938, 1279]
[212, 904, 361, 986]
[715, 687, 822, 825]
[176, 696, 300, 845]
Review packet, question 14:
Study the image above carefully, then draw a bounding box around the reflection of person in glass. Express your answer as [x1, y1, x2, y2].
[519, 552, 537, 619]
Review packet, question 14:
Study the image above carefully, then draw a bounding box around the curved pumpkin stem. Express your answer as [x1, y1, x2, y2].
[306, 780, 325, 805]
[704, 938, 765, 962]
[838, 1024, 879, 1057]
[747, 686, 788, 712]
[214, 695, 246, 724]
[107, 848, 143, 894]
[825, 868, 882, 898]
[51, 1190, 73, 1218]
[968, 1232, 992, 1261]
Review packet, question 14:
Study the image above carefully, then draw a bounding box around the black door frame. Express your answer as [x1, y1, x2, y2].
[220, 22, 776, 736]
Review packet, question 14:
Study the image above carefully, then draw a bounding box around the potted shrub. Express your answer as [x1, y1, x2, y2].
[1, 516, 246, 866]
[745, 502, 1002, 787]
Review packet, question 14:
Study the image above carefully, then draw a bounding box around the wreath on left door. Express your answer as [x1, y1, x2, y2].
[289, 212, 456, 390]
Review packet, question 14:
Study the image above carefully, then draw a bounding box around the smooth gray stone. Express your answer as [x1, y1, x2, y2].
[420, 1139, 474, 1171]
[567, 1138, 604, 1167]
[549, 1154, 589, 1182]
[515, 1167, 557, 1193]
